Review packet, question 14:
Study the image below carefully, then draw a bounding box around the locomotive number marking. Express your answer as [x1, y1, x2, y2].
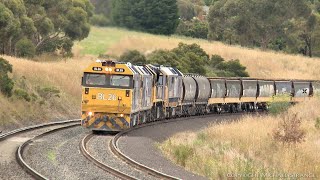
[92, 67, 103, 71]
[108, 94, 117, 100]
[115, 68, 125, 72]
[97, 93, 117, 101]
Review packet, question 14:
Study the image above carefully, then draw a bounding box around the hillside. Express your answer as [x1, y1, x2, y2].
[77, 27, 320, 80]
[0, 56, 94, 132]
[1, 26, 320, 131]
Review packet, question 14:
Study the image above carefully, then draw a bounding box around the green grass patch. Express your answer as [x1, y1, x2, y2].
[76, 27, 130, 55]
[173, 144, 194, 167]
[47, 150, 56, 162]
[268, 94, 291, 115]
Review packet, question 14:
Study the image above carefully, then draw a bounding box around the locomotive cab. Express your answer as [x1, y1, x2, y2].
[81, 60, 136, 132]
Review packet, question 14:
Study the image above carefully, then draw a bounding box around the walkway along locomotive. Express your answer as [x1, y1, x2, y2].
[81, 60, 320, 132]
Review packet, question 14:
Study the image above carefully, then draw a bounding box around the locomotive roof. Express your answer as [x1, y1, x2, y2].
[208, 77, 320, 82]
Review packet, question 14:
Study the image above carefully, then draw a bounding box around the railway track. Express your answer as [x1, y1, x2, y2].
[80, 133, 137, 180]
[0, 113, 257, 179]
[0, 120, 80, 180]
[83, 113, 252, 180]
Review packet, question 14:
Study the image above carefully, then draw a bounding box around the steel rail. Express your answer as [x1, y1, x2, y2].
[110, 113, 246, 180]
[110, 112, 262, 180]
[0, 119, 81, 141]
[16, 122, 80, 180]
[80, 133, 136, 180]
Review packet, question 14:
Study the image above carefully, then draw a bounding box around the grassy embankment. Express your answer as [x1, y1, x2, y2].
[0, 56, 94, 130]
[77, 27, 320, 80]
[159, 98, 320, 179]
[1, 26, 320, 131]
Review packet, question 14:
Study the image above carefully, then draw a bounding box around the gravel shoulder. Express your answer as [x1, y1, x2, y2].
[23, 126, 119, 180]
[89, 135, 156, 179]
[0, 124, 78, 180]
[118, 114, 244, 180]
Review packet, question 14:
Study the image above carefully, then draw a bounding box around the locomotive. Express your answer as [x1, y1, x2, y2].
[81, 60, 320, 132]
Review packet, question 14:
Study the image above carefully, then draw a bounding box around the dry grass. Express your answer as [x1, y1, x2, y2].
[1, 27, 320, 130]
[0, 55, 96, 130]
[159, 98, 320, 179]
[92, 27, 320, 80]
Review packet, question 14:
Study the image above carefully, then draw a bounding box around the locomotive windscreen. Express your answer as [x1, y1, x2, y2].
[84, 73, 106, 86]
[110, 75, 131, 87]
[83, 73, 133, 88]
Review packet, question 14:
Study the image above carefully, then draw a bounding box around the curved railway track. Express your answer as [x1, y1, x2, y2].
[83, 113, 251, 180]
[80, 133, 136, 180]
[0, 113, 258, 179]
[0, 120, 80, 141]
[0, 119, 80, 180]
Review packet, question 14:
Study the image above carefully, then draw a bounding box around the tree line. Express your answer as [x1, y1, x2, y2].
[0, 0, 93, 58]
[91, 0, 320, 58]
[208, 0, 320, 57]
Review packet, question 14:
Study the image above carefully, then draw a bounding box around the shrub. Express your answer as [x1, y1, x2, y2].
[118, 43, 249, 77]
[16, 38, 36, 58]
[176, 20, 209, 39]
[90, 14, 111, 26]
[0, 76, 14, 97]
[0, 58, 14, 97]
[173, 144, 194, 167]
[210, 55, 224, 66]
[273, 113, 306, 145]
[119, 50, 147, 64]
[315, 117, 320, 130]
[147, 49, 180, 67]
[218, 60, 249, 77]
[37, 86, 60, 98]
[210, 55, 249, 77]
[14, 89, 31, 102]
[36, 38, 74, 58]
[268, 94, 291, 115]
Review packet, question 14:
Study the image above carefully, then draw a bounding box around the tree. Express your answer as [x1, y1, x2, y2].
[0, 0, 93, 57]
[177, 0, 196, 20]
[176, 19, 208, 39]
[148, 43, 209, 75]
[203, 0, 216, 6]
[90, 0, 112, 18]
[16, 37, 36, 58]
[286, 14, 320, 57]
[30, 0, 93, 55]
[112, 0, 179, 35]
[208, 0, 315, 54]
[0, 0, 29, 55]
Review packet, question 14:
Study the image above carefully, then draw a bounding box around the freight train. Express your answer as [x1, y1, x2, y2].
[81, 60, 320, 132]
